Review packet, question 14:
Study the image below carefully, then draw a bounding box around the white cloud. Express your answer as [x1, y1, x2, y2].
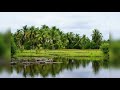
[0, 12, 120, 40]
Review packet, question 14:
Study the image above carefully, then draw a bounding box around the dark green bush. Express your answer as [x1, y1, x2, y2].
[11, 36, 17, 57]
[100, 43, 109, 54]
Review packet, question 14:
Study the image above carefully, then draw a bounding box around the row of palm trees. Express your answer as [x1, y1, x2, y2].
[12, 25, 106, 50]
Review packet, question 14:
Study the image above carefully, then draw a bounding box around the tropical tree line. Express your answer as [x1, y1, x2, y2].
[11, 25, 109, 51]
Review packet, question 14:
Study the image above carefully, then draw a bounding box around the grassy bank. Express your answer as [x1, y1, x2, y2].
[15, 49, 104, 60]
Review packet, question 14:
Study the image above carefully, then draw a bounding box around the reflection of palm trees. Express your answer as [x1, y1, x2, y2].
[102, 60, 109, 69]
[10, 65, 14, 74]
[81, 60, 88, 68]
[92, 61, 101, 74]
[2, 57, 111, 78]
[9, 58, 83, 77]
[51, 64, 56, 77]
[10, 59, 90, 77]
[23, 66, 27, 78]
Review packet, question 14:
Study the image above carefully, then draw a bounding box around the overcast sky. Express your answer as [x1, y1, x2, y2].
[0, 12, 120, 40]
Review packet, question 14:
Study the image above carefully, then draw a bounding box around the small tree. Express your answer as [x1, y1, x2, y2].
[100, 43, 109, 54]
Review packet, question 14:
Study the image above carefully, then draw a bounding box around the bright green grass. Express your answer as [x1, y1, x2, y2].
[15, 49, 104, 60]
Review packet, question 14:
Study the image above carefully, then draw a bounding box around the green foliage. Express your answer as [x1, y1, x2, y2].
[92, 29, 103, 49]
[12, 25, 104, 50]
[80, 35, 91, 49]
[11, 35, 17, 57]
[90, 41, 96, 49]
[110, 41, 120, 60]
[100, 43, 109, 54]
[0, 35, 6, 57]
[0, 31, 11, 60]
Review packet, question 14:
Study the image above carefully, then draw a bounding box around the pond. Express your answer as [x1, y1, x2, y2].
[0, 57, 120, 78]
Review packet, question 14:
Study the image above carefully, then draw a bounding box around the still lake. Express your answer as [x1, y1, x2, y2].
[0, 57, 120, 78]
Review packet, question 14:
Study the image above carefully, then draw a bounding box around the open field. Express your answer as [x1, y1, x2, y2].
[15, 49, 104, 61]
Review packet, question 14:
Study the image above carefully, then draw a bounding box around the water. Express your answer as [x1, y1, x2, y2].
[0, 57, 120, 78]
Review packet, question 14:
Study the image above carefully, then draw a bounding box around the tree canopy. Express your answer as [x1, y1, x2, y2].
[12, 25, 107, 50]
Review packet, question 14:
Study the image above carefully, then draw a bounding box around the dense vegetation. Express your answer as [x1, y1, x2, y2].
[11, 34, 17, 57]
[0, 31, 10, 60]
[12, 25, 108, 49]
[100, 43, 109, 54]
[11, 25, 110, 58]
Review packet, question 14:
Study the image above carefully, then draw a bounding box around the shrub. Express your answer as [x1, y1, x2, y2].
[11, 36, 17, 57]
[100, 43, 109, 54]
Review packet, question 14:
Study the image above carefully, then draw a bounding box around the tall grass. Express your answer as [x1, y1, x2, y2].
[15, 49, 103, 60]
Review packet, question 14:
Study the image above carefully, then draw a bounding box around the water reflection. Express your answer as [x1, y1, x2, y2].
[1, 56, 116, 78]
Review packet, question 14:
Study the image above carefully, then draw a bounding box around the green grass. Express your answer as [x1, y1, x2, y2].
[15, 49, 104, 60]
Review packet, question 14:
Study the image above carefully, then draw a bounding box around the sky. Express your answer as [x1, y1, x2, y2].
[0, 12, 120, 40]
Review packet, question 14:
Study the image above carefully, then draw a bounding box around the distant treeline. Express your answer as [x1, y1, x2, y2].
[11, 25, 109, 51]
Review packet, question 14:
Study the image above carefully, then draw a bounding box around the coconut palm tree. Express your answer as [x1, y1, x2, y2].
[91, 29, 103, 49]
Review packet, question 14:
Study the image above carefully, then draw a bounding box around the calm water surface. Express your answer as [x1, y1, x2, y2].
[0, 57, 120, 78]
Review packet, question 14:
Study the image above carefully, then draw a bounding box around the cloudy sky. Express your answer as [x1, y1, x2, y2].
[0, 12, 120, 40]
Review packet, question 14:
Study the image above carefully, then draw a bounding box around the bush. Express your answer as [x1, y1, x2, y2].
[11, 36, 17, 57]
[100, 43, 109, 54]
